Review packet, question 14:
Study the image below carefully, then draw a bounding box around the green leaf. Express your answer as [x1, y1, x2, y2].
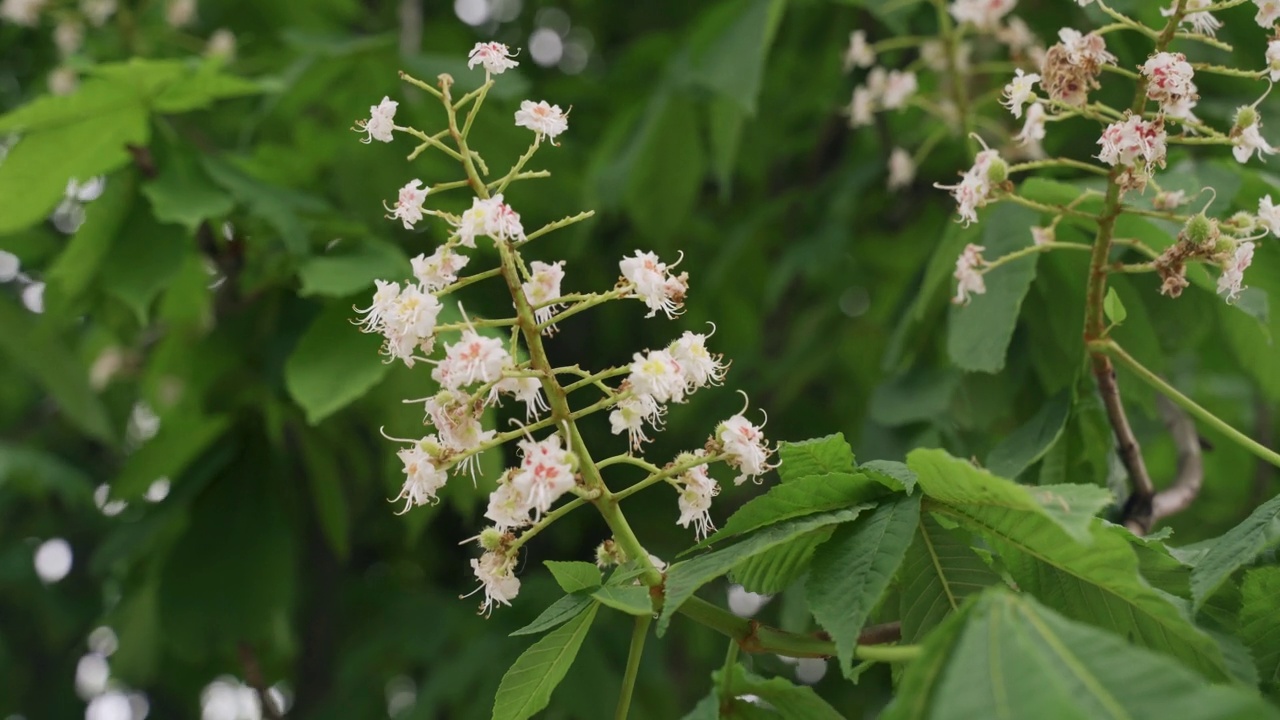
[98, 204, 192, 323]
[898, 513, 1002, 643]
[590, 585, 653, 616]
[492, 602, 599, 720]
[860, 460, 918, 494]
[510, 594, 593, 637]
[297, 239, 411, 297]
[910, 449, 1111, 544]
[622, 92, 706, 241]
[141, 153, 234, 231]
[201, 155, 327, 254]
[730, 526, 836, 594]
[776, 434, 856, 480]
[912, 450, 1230, 681]
[297, 431, 351, 561]
[44, 171, 135, 308]
[687, 0, 787, 115]
[1239, 567, 1280, 685]
[947, 203, 1041, 373]
[984, 391, 1071, 479]
[688, 471, 883, 551]
[884, 590, 1277, 720]
[544, 561, 602, 594]
[719, 664, 845, 720]
[1190, 493, 1280, 609]
[807, 494, 920, 676]
[0, 296, 114, 443]
[659, 508, 865, 635]
[284, 300, 393, 424]
[1104, 286, 1128, 326]
[113, 413, 231, 498]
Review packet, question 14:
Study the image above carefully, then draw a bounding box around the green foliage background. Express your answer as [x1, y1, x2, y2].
[3, 0, 1280, 718]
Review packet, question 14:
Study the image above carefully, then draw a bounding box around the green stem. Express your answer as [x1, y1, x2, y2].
[398, 70, 444, 99]
[675, 597, 922, 661]
[461, 79, 493, 139]
[930, 0, 973, 149]
[718, 639, 741, 704]
[613, 453, 730, 502]
[981, 242, 1093, 274]
[396, 126, 463, 161]
[615, 615, 652, 720]
[999, 194, 1099, 221]
[494, 139, 542, 195]
[1007, 158, 1110, 177]
[1092, 340, 1280, 469]
[517, 211, 596, 247]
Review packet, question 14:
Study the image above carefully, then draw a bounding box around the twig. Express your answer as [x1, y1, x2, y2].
[1122, 396, 1204, 534]
[1094, 356, 1156, 505]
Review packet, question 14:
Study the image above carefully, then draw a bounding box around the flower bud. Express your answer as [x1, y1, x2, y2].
[594, 539, 627, 568]
[479, 527, 505, 551]
[985, 156, 1009, 185]
[1234, 105, 1259, 131]
[1227, 212, 1258, 235]
[1182, 213, 1218, 246]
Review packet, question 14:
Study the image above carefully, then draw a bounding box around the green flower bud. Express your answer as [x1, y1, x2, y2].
[479, 527, 505, 551]
[986, 156, 1009, 185]
[1182, 213, 1217, 246]
[1235, 105, 1259, 131]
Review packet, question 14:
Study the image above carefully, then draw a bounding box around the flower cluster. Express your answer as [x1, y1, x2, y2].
[355, 44, 778, 615]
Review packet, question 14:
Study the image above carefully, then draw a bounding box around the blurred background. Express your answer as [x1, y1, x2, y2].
[2, 0, 1279, 717]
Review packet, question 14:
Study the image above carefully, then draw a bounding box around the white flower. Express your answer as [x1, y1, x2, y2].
[948, 0, 1015, 30]
[355, 281, 443, 366]
[81, 0, 115, 26]
[510, 434, 577, 517]
[629, 349, 686, 404]
[48, 67, 77, 96]
[887, 148, 915, 191]
[0, 251, 19, 282]
[468, 42, 519, 74]
[514, 100, 569, 143]
[609, 394, 665, 451]
[1097, 115, 1167, 168]
[1259, 195, 1280, 235]
[1002, 69, 1040, 119]
[469, 550, 520, 615]
[165, 0, 195, 28]
[424, 390, 495, 454]
[522, 260, 566, 326]
[0, 0, 44, 25]
[1166, 0, 1221, 36]
[412, 245, 470, 291]
[205, 28, 236, 60]
[1032, 226, 1055, 246]
[485, 479, 532, 531]
[1269, 41, 1280, 82]
[456, 194, 525, 246]
[880, 70, 918, 110]
[1142, 52, 1196, 110]
[935, 148, 1003, 226]
[1218, 241, 1255, 302]
[434, 329, 510, 389]
[619, 250, 688, 318]
[847, 86, 876, 127]
[997, 17, 1038, 54]
[1234, 117, 1276, 164]
[717, 413, 774, 485]
[496, 374, 549, 421]
[54, 20, 82, 56]
[843, 30, 875, 70]
[357, 96, 398, 144]
[675, 462, 719, 540]
[1256, 0, 1280, 28]
[393, 442, 448, 512]
[953, 243, 986, 305]
[386, 179, 428, 230]
[668, 330, 727, 391]
[1016, 102, 1047, 146]
[1153, 190, 1189, 210]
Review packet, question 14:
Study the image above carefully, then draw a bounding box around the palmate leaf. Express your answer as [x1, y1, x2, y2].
[509, 594, 593, 637]
[492, 602, 599, 720]
[1190, 493, 1280, 609]
[686, 471, 885, 553]
[730, 526, 836, 594]
[806, 494, 921, 677]
[1239, 567, 1280, 686]
[718, 664, 844, 720]
[898, 513, 1002, 643]
[543, 561, 602, 593]
[883, 590, 1276, 720]
[776, 434, 856, 480]
[658, 508, 866, 635]
[910, 450, 1232, 682]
